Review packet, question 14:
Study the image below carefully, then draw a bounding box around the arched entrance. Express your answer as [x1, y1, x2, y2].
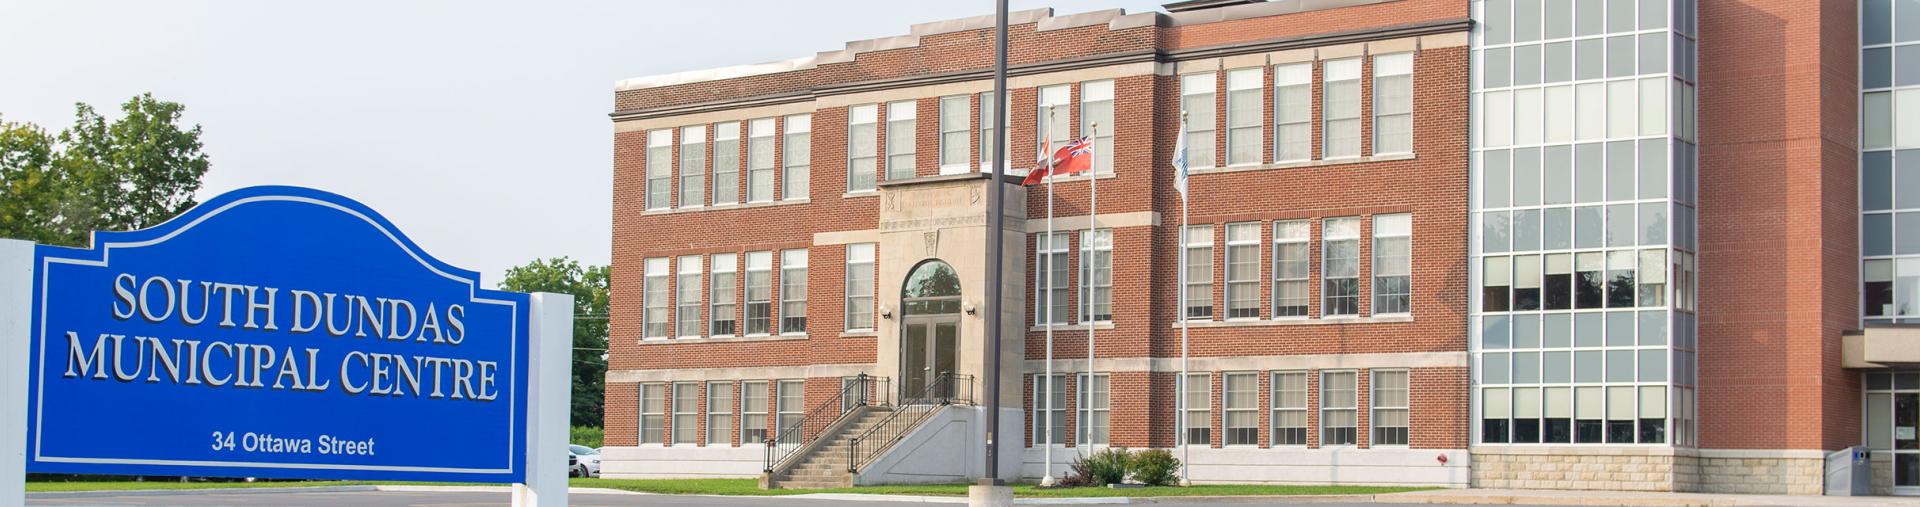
[900, 260, 961, 400]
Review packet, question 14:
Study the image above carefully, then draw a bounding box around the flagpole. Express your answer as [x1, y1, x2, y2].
[1085, 123, 1098, 457]
[1041, 106, 1057, 488]
[1176, 111, 1192, 487]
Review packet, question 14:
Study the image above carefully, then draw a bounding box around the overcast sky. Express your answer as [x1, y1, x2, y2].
[0, 0, 1165, 287]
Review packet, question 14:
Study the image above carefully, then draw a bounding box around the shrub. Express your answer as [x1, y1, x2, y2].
[570, 426, 604, 449]
[1128, 448, 1181, 486]
[1056, 458, 1092, 488]
[1082, 447, 1131, 486]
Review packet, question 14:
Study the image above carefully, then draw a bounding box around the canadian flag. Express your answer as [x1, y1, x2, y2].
[1022, 137, 1094, 186]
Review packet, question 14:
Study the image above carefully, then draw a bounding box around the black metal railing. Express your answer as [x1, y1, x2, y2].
[847, 373, 975, 472]
[764, 374, 883, 473]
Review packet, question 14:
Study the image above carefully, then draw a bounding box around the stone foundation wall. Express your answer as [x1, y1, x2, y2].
[1472, 447, 1827, 494]
[1691, 450, 1825, 495]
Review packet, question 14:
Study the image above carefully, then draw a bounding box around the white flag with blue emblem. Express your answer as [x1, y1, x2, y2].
[1172, 115, 1189, 200]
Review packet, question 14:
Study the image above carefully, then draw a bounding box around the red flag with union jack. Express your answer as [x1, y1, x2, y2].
[1022, 137, 1093, 186]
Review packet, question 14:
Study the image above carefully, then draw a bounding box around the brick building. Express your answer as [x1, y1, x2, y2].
[601, 0, 1908, 496]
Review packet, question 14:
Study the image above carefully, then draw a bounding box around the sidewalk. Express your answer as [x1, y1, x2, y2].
[1379, 488, 1920, 507]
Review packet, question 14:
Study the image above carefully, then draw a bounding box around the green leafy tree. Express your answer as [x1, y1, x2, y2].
[0, 93, 211, 246]
[499, 257, 611, 427]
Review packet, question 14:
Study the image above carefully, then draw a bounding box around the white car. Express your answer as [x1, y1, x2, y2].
[569, 445, 600, 478]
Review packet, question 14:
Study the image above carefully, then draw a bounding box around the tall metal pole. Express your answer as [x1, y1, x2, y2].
[982, 0, 1008, 485]
[1041, 106, 1057, 487]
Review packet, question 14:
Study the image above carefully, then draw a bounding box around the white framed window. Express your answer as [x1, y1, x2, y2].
[1183, 225, 1215, 320]
[1078, 372, 1110, 445]
[713, 122, 740, 205]
[783, 114, 811, 200]
[1032, 374, 1066, 446]
[1226, 68, 1263, 166]
[1079, 229, 1113, 323]
[1273, 220, 1311, 318]
[745, 251, 772, 335]
[711, 253, 738, 336]
[1223, 372, 1259, 446]
[1038, 85, 1072, 161]
[779, 249, 807, 335]
[1373, 53, 1413, 155]
[886, 101, 916, 181]
[673, 382, 700, 444]
[1274, 63, 1313, 162]
[979, 91, 1009, 171]
[1321, 370, 1358, 445]
[640, 383, 665, 444]
[1181, 372, 1211, 445]
[747, 118, 775, 202]
[1272, 371, 1308, 445]
[1181, 73, 1217, 169]
[848, 104, 878, 191]
[775, 380, 804, 444]
[1323, 58, 1362, 159]
[1372, 213, 1412, 315]
[846, 243, 875, 331]
[1035, 232, 1070, 325]
[1372, 370, 1410, 446]
[679, 125, 706, 208]
[1322, 217, 1361, 316]
[646, 130, 673, 210]
[643, 257, 669, 339]
[741, 381, 769, 444]
[1225, 222, 1261, 319]
[938, 95, 969, 174]
[677, 256, 703, 338]
[706, 381, 733, 445]
[1080, 80, 1115, 174]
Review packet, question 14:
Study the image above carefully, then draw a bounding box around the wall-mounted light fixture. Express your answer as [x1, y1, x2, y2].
[964, 301, 978, 316]
[880, 306, 894, 320]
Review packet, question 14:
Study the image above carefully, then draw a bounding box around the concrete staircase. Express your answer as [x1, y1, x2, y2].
[761, 407, 896, 489]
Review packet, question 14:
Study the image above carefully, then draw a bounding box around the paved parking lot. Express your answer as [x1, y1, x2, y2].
[25, 489, 1560, 507]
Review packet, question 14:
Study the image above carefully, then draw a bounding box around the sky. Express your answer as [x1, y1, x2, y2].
[0, 0, 1167, 287]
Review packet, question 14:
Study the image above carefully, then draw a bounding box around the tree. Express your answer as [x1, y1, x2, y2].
[0, 93, 210, 246]
[498, 257, 611, 428]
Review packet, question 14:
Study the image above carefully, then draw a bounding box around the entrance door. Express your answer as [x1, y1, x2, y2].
[900, 260, 962, 402]
[1866, 372, 1920, 495]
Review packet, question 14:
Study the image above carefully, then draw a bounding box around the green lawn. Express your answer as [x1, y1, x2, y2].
[29, 477, 1431, 498]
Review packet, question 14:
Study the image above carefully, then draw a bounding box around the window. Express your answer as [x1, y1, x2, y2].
[1273, 220, 1310, 317]
[679, 125, 706, 208]
[747, 119, 775, 202]
[1275, 63, 1313, 162]
[1372, 370, 1409, 445]
[1272, 371, 1308, 445]
[1374, 53, 1413, 155]
[1080, 229, 1113, 323]
[640, 383, 665, 444]
[846, 243, 875, 331]
[939, 95, 969, 174]
[1225, 223, 1261, 318]
[1321, 371, 1357, 445]
[1183, 225, 1214, 320]
[745, 251, 772, 335]
[885, 101, 915, 181]
[706, 381, 733, 445]
[1223, 372, 1259, 446]
[643, 258, 669, 339]
[1226, 68, 1262, 166]
[1032, 374, 1066, 445]
[1483, 256, 1511, 312]
[1081, 80, 1115, 174]
[1079, 373, 1110, 445]
[1323, 217, 1361, 316]
[1323, 58, 1362, 159]
[1182, 373, 1211, 445]
[742, 381, 769, 444]
[1373, 214, 1412, 314]
[776, 380, 804, 444]
[1038, 85, 1071, 161]
[673, 383, 699, 444]
[1640, 249, 1666, 306]
[714, 122, 740, 205]
[1181, 73, 1217, 169]
[677, 256, 703, 338]
[646, 130, 672, 210]
[780, 249, 807, 334]
[1036, 232, 1070, 325]
[783, 114, 811, 200]
[979, 91, 1009, 171]
[711, 253, 738, 336]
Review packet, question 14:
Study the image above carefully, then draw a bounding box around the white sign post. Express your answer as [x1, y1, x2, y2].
[516, 292, 574, 507]
[3, 239, 31, 507]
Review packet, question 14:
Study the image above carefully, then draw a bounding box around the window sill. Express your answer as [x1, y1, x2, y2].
[1036, 171, 1118, 184]
[1187, 153, 1417, 176]
[840, 330, 878, 338]
[1168, 314, 1413, 328]
[1027, 322, 1117, 332]
[643, 199, 809, 216]
[636, 334, 810, 345]
[842, 190, 879, 199]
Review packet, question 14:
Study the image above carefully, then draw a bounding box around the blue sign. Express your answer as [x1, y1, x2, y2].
[24, 186, 529, 483]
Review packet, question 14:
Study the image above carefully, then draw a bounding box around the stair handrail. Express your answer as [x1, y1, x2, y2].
[764, 373, 881, 473]
[846, 373, 975, 473]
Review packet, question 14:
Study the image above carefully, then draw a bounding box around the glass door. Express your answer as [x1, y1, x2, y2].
[900, 317, 958, 402]
[1866, 372, 1920, 495]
